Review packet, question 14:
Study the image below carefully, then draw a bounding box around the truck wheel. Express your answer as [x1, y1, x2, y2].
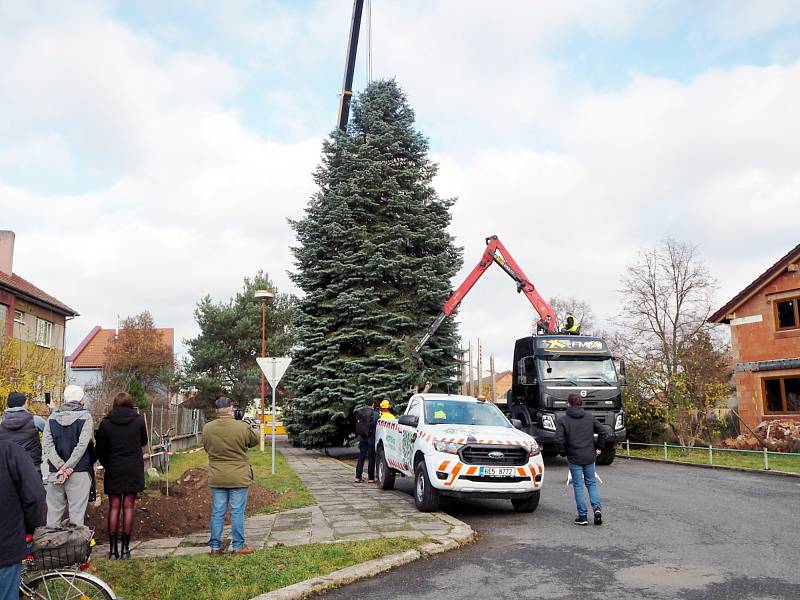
[414, 459, 440, 512]
[596, 444, 616, 465]
[376, 446, 396, 491]
[511, 491, 540, 513]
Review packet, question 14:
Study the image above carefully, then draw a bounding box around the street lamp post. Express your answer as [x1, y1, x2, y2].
[254, 289, 274, 452]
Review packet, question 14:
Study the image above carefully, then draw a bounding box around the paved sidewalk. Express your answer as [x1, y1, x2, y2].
[95, 443, 470, 559]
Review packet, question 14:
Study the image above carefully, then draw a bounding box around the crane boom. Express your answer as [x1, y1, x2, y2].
[413, 235, 556, 357]
[336, 0, 365, 132]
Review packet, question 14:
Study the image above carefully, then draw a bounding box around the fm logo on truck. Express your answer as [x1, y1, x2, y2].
[540, 339, 605, 352]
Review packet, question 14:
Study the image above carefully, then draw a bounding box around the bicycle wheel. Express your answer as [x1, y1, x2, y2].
[23, 570, 114, 600]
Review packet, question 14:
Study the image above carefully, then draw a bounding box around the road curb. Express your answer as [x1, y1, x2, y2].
[249, 549, 421, 600]
[619, 455, 800, 478]
[248, 524, 476, 600]
[248, 451, 477, 600]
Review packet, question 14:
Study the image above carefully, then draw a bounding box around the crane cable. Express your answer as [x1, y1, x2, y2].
[365, 0, 373, 83]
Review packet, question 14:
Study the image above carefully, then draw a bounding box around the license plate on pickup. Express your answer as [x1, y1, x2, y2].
[479, 467, 514, 477]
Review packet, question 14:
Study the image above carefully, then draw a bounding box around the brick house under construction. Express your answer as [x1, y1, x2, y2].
[709, 243, 800, 429]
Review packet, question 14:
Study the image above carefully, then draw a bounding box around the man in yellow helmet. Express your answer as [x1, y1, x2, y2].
[562, 313, 581, 335]
[379, 399, 396, 420]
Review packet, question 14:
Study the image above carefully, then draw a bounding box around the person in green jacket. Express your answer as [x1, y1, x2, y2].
[203, 397, 259, 555]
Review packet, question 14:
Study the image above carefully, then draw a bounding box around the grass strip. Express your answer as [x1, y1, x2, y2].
[155, 446, 315, 513]
[93, 537, 423, 600]
[626, 447, 800, 473]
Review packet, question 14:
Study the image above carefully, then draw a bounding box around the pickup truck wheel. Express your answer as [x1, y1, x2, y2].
[376, 446, 395, 491]
[511, 490, 540, 513]
[596, 444, 616, 465]
[414, 459, 440, 512]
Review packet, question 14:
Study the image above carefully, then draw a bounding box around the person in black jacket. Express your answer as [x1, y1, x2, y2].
[555, 393, 607, 526]
[354, 398, 380, 483]
[0, 439, 46, 600]
[0, 391, 45, 469]
[95, 392, 148, 560]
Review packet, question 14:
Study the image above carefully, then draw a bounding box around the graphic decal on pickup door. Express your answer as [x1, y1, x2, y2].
[401, 428, 415, 471]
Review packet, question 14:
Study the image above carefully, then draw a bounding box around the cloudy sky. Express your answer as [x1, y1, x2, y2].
[2, 0, 799, 371]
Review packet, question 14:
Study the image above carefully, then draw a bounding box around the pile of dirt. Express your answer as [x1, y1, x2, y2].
[722, 419, 800, 452]
[86, 467, 279, 541]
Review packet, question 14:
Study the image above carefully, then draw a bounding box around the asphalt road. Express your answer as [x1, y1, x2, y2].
[319, 457, 800, 600]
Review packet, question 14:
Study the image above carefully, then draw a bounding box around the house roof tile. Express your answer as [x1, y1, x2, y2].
[69, 327, 174, 369]
[0, 270, 78, 316]
[709, 243, 800, 324]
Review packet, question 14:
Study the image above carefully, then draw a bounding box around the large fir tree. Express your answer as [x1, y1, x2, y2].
[286, 79, 463, 448]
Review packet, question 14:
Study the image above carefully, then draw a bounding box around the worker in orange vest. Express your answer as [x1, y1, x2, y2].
[379, 399, 396, 420]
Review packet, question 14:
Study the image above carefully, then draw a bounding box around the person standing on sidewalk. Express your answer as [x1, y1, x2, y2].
[0, 391, 45, 469]
[354, 398, 380, 483]
[95, 392, 148, 560]
[554, 393, 607, 526]
[42, 385, 94, 527]
[203, 397, 259, 556]
[0, 440, 46, 600]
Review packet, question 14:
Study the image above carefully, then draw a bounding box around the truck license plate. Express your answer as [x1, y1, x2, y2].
[479, 467, 514, 477]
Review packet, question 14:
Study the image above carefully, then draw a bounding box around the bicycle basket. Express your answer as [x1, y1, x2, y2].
[25, 541, 91, 571]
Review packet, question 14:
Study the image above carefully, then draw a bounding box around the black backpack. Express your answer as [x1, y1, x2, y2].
[355, 406, 375, 437]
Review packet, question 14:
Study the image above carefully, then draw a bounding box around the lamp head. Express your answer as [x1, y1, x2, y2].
[254, 289, 274, 300]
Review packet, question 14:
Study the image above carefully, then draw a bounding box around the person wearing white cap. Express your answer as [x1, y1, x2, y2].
[42, 385, 94, 527]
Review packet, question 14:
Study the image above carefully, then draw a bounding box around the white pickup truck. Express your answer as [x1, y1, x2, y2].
[375, 393, 544, 512]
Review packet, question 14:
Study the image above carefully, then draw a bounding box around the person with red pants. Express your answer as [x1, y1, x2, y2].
[95, 392, 148, 559]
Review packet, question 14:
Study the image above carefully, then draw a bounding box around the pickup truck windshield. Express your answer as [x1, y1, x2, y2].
[539, 358, 618, 385]
[424, 400, 511, 427]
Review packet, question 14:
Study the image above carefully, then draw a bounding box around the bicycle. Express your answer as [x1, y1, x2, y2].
[152, 426, 175, 474]
[20, 531, 119, 599]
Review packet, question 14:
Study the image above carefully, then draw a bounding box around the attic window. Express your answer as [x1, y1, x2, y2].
[775, 297, 800, 330]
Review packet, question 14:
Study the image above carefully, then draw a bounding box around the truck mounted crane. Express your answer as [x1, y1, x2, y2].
[413, 235, 556, 358]
[336, 0, 365, 132]
[413, 235, 626, 466]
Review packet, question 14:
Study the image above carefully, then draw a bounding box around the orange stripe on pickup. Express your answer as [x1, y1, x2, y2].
[445, 463, 462, 486]
[466, 466, 478, 475]
[516, 467, 526, 477]
[437, 460, 450, 472]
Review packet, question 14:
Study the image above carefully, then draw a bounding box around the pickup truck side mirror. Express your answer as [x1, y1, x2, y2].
[510, 418, 523, 430]
[398, 414, 419, 428]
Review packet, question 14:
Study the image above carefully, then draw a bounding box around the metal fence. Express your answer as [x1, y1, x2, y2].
[147, 403, 205, 471]
[623, 440, 800, 472]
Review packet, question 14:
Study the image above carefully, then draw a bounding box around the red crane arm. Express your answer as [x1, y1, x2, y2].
[413, 235, 556, 357]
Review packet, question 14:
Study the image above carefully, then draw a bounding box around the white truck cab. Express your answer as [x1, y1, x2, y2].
[375, 393, 544, 512]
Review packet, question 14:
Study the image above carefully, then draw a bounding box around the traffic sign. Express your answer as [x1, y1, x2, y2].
[257, 357, 292, 388]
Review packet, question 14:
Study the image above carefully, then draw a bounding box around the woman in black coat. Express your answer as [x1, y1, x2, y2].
[95, 392, 148, 560]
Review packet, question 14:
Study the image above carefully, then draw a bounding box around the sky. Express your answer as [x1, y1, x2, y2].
[2, 0, 799, 374]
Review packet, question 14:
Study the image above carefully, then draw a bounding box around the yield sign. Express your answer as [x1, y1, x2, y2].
[257, 357, 292, 389]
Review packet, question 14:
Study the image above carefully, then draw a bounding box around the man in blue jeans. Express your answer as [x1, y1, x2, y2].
[555, 393, 607, 526]
[203, 397, 259, 555]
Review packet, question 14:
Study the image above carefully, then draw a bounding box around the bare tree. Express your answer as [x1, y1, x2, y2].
[616, 237, 728, 445]
[547, 296, 596, 334]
